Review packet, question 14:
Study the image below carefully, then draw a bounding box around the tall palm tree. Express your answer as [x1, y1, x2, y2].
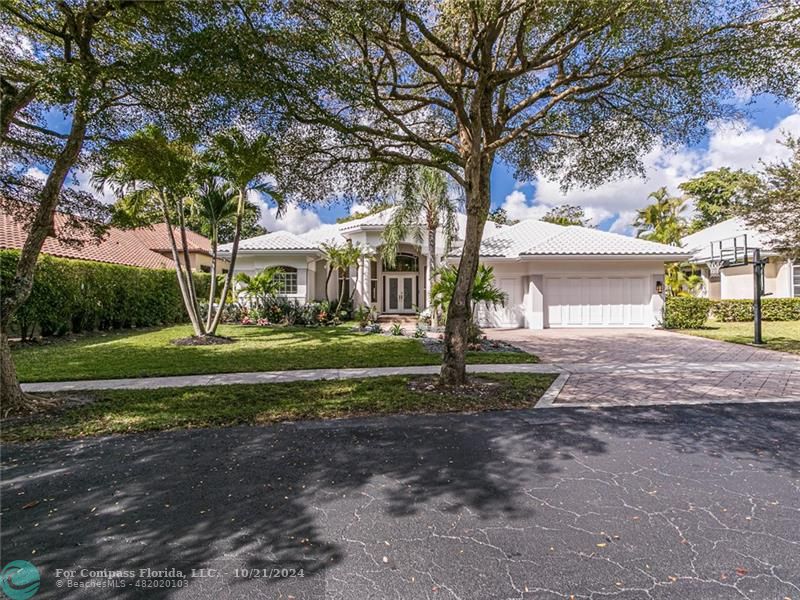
[189, 178, 238, 328]
[633, 187, 688, 245]
[381, 167, 458, 327]
[93, 125, 206, 335]
[205, 129, 285, 333]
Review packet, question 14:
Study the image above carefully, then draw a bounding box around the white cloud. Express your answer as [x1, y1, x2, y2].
[501, 112, 800, 233]
[251, 191, 322, 234]
[25, 166, 117, 204]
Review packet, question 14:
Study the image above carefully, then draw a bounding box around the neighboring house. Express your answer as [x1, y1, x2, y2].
[221, 208, 689, 329]
[127, 223, 227, 273]
[681, 217, 796, 300]
[1, 210, 225, 272]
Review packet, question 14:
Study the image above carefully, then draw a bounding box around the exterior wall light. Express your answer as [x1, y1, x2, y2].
[655, 281, 664, 294]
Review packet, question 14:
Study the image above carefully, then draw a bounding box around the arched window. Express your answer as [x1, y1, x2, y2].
[275, 266, 298, 295]
[383, 252, 418, 272]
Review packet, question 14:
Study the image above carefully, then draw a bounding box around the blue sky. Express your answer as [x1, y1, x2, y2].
[44, 94, 800, 236]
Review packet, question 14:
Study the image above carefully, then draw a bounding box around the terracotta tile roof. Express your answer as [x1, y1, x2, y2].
[0, 210, 176, 270]
[129, 223, 212, 255]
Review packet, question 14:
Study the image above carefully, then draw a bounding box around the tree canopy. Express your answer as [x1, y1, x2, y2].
[679, 167, 759, 232]
[739, 137, 800, 258]
[541, 205, 591, 227]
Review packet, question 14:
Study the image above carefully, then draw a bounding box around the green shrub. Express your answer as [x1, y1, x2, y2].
[712, 300, 753, 322]
[663, 296, 713, 329]
[713, 297, 800, 322]
[1, 250, 209, 338]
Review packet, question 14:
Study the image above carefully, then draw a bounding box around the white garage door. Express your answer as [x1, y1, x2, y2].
[476, 277, 523, 328]
[545, 277, 650, 327]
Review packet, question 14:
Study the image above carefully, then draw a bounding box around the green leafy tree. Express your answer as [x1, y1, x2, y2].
[0, 1, 188, 413]
[680, 167, 759, 232]
[381, 167, 459, 327]
[633, 188, 689, 245]
[487, 207, 518, 226]
[0, 0, 274, 412]
[261, 0, 800, 384]
[738, 136, 800, 258]
[541, 205, 591, 227]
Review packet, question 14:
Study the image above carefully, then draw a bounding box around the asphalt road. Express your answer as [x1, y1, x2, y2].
[2, 403, 799, 600]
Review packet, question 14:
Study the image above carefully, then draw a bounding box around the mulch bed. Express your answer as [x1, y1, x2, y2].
[171, 335, 234, 346]
[420, 336, 526, 354]
[407, 376, 505, 401]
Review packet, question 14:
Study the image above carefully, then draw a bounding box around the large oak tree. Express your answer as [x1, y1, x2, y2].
[245, 0, 800, 384]
[0, 0, 274, 412]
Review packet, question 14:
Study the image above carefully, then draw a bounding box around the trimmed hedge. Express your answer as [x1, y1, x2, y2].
[664, 295, 800, 328]
[663, 296, 714, 329]
[714, 298, 800, 322]
[1, 250, 209, 338]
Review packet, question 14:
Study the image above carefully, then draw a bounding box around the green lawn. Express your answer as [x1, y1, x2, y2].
[11, 324, 537, 382]
[3, 373, 556, 443]
[680, 320, 800, 355]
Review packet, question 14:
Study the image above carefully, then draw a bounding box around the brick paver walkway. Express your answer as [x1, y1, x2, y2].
[489, 328, 800, 406]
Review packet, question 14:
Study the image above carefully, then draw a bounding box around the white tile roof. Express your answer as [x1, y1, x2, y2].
[478, 220, 565, 257]
[477, 220, 688, 258]
[338, 207, 398, 231]
[220, 230, 319, 253]
[681, 217, 771, 260]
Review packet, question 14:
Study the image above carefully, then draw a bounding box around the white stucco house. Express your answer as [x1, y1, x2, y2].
[220, 208, 690, 329]
[681, 217, 798, 300]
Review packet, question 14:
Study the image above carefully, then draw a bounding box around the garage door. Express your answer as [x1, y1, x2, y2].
[476, 277, 523, 328]
[545, 277, 650, 327]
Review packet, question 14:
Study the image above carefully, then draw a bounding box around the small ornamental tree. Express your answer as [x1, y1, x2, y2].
[250, 0, 800, 384]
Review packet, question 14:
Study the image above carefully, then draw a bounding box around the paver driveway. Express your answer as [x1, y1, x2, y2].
[489, 328, 800, 406]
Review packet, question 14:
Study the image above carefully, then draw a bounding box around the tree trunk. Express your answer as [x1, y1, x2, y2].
[440, 154, 491, 385]
[176, 196, 201, 323]
[0, 85, 91, 413]
[324, 267, 333, 303]
[428, 225, 438, 329]
[206, 225, 218, 330]
[162, 196, 205, 336]
[208, 186, 246, 334]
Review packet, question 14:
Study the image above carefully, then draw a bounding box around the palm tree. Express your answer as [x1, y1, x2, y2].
[189, 178, 238, 329]
[93, 125, 206, 335]
[634, 188, 694, 296]
[235, 267, 284, 310]
[381, 167, 458, 327]
[430, 264, 506, 322]
[205, 128, 285, 333]
[633, 187, 688, 245]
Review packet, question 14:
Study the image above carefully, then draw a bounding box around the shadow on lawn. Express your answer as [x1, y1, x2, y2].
[1, 402, 798, 597]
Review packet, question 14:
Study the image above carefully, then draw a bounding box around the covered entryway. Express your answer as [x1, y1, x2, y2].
[545, 276, 651, 327]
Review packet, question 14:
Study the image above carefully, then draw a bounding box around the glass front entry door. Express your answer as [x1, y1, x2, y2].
[385, 275, 415, 313]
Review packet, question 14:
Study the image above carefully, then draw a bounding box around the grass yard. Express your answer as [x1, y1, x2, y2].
[680, 320, 800, 355]
[11, 324, 537, 382]
[2, 373, 557, 443]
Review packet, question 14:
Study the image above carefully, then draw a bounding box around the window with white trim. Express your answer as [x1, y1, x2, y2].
[275, 267, 298, 295]
[793, 262, 800, 297]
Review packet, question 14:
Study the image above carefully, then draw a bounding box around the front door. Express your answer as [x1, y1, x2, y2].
[386, 275, 415, 313]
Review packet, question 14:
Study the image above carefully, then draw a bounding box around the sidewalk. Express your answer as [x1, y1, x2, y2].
[20, 360, 798, 394]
